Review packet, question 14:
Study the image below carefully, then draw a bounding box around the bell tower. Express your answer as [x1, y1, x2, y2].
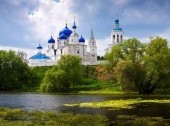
[111, 19, 123, 44]
[88, 26, 97, 63]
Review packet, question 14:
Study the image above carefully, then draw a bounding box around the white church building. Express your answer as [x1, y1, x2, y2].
[29, 19, 97, 67]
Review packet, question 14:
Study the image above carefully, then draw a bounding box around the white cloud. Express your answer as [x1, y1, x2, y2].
[95, 37, 110, 56]
[0, 0, 110, 58]
[0, 45, 37, 59]
[28, 0, 77, 44]
[158, 29, 170, 41]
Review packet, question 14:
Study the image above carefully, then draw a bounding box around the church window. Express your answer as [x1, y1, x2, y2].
[117, 35, 119, 43]
[113, 35, 115, 39]
[121, 35, 123, 40]
[77, 51, 79, 54]
[92, 55, 95, 57]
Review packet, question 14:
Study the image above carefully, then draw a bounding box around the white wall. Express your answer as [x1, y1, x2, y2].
[29, 59, 55, 67]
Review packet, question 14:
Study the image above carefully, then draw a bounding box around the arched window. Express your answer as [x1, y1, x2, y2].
[113, 35, 115, 39]
[117, 35, 119, 43]
[121, 35, 123, 41]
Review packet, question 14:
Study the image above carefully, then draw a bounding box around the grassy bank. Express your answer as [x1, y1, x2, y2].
[70, 80, 124, 94]
[0, 107, 108, 126]
[0, 107, 169, 126]
[64, 98, 170, 110]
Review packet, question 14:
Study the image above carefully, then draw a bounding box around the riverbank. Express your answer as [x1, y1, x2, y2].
[69, 81, 125, 94]
[0, 107, 169, 126]
[0, 107, 108, 126]
[2, 79, 170, 95]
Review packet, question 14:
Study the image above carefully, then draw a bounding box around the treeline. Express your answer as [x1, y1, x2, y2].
[0, 50, 89, 92]
[104, 37, 170, 93]
[0, 37, 170, 94]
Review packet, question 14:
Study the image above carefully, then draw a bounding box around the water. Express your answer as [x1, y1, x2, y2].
[0, 92, 170, 120]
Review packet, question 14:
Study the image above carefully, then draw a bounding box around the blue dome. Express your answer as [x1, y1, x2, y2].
[72, 21, 77, 29]
[59, 33, 67, 40]
[59, 25, 72, 37]
[79, 35, 85, 43]
[30, 53, 51, 60]
[115, 19, 119, 24]
[48, 36, 55, 43]
[37, 44, 42, 49]
[59, 30, 63, 36]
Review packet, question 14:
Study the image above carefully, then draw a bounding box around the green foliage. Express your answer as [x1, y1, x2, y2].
[42, 55, 83, 92]
[3, 109, 25, 120]
[105, 37, 170, 94]
[115, 60, 138, 91]
[0, 50, 33, 91]
[105, 38, 145, 66]
[144, 37, 170, 90]
[41, 69, 69, 92]
[30, 66, 52, 90]
[105, 44, 122, 66]
[120, 38, 145, 62]
[116, 116, 167, 126]
[58, 55, 83, 87]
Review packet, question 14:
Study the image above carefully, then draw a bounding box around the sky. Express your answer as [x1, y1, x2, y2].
[0, 0, 170, 57]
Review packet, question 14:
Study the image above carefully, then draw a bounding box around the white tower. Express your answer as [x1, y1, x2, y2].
[88, 27, 97, 63]
[111, 19, 123, 44]
[69, 18, 79, 44]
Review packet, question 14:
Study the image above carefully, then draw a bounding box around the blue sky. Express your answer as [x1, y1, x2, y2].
[0, 0, 170, 56]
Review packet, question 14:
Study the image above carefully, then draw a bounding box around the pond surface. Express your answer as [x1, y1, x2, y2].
[0, 92, 170, 120]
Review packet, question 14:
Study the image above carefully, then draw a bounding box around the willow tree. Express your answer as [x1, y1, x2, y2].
[41, 55, 83, 92]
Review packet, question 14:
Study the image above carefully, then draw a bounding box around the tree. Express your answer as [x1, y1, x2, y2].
[143, 37, 170, 91]
[115, 60, 141, 91]
[105, 44, 123, 66]
[41, 68, 68, 92]
[0, 50, 33, 90]
[58, 55, 83, 87]
[105, 38, 145, 66]
[121, 38, 145, 63]
[41, 55, 83, 92]
[105, 37, 170, 94]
